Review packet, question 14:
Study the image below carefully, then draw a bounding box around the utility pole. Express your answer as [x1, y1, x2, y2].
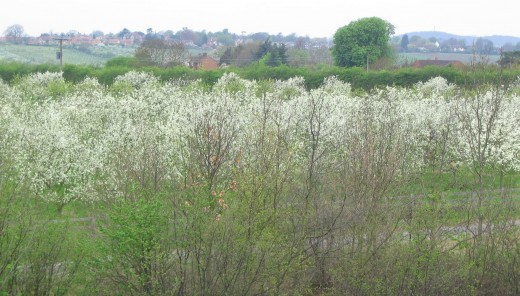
[54, 36, 69, 72]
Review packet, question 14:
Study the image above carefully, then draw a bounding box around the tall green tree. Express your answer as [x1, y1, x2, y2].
[219, 47, 233, 66]
[256, 39, 273, 60]
[255, 39, 289, 66]
[278, 43, 288, 65]
[401, 34, 409, 52]
[332, 17, 395, 67]
[266, 45, 281, 66]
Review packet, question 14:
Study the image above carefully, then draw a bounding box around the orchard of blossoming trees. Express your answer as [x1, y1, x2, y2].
[1, 71, 520, 294]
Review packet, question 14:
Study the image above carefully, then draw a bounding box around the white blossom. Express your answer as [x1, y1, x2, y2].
[1, 72, 519, 204]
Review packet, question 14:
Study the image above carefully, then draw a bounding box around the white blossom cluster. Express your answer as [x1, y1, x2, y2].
[1, 72, 519, 204]
[415, 76, 455, 96]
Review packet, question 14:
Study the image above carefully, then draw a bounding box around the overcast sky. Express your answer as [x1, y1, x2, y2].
[1, 0, 519, 38]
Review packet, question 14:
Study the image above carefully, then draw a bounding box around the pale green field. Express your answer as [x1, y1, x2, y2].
[399, 52, 500, 65]
[0, 44, 135, 65]
[0, 43, 211, 66]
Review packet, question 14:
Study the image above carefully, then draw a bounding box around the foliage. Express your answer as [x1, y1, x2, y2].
[135, 39, 188, 67]
[401, 34, 409, 52]
[104, 56, 138, 68]
[92, 197, 171, 295]
[1, 71, 520, 294]
[474, 38, 495, 55]
[333, 17, 395, 67]
[0, 158, 87, 295]
[218, 41, 262, 67]
[4, 58, 520, 91]
[249, 39, 285, 66]
[3, 24, 24, 42]
[499, 50, 520, 68]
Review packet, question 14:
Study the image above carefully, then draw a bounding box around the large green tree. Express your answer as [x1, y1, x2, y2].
[332, 17, 395, 67]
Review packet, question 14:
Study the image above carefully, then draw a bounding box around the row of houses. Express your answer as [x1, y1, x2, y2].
[1, 33, 144, 47]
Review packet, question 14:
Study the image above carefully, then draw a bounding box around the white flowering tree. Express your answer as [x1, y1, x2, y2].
[1, 72, 519, 215]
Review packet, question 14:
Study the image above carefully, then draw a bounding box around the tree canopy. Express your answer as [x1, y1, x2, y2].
[474, 38, 495, 55]
[255, 39, 289, 67]
[135, 39, 188, 67]
[400, 34, 409, 52]
[3, 24, 24, 42]
[332, 17, 395, 67]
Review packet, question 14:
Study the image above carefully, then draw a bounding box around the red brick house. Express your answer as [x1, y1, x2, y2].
[190, 53, 219, 70]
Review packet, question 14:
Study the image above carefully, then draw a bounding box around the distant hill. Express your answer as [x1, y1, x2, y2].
[401, 31, 520, 47]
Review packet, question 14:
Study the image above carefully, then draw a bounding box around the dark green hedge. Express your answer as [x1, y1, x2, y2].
[1, 58, 518, 90]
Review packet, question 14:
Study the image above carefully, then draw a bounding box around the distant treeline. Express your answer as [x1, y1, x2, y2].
[1, 56, 518, 90]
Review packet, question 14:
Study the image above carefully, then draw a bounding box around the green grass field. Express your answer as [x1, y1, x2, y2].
[0, 44, 135, 65]
[399, 52, 501, 65]
[0, 43, 212, 66]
